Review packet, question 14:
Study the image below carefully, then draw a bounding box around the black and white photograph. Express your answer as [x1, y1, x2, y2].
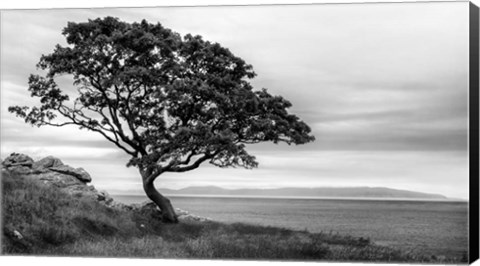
[1, 0, 478, 265]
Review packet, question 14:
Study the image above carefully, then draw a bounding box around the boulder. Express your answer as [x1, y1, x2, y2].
[50, 165, 92, 183]
[178, 213, 211, 222]
[2, 153, 96, 198]
[32, 156, 64, 169]
[2, 154, 92, 183]
[172, 208, 211, 222]
[2, 153, 34, 168]
[97, 190, 114, 204]
[13, 230, 23, 240]
[175, 208, 189, 216]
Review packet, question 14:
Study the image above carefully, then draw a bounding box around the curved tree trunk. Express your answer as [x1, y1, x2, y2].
[142, 177, 178, 223]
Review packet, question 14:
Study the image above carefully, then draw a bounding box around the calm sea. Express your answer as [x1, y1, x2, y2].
[113, 194, 468, 258]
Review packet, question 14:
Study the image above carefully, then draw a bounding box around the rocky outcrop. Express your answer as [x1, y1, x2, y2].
[2, 153, 35, 175]
[2, 152, 209, 223]
[2, 153, 92, 183]
[32, 156, 64, 169]
[49, 165, 92, 183]
[2, 153, 109, 205]
[2, 153, 34, 168]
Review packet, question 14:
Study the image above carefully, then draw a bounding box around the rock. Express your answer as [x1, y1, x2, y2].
[174, 207, 211, 222]
[32, 156, 64, 169]
[13, 230, 23, 240]
[97, 190, 114, 204]
[50, 165, 92, 183]
[2, 152, 100, 202]
[2, 153, 34, 168]
[178, 213, 211, 222]
[175, 208, 189, 216]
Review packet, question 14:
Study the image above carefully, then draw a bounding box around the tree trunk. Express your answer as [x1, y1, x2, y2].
[142, 176, 178, 223]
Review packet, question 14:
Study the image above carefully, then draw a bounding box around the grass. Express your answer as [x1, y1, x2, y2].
[1, 170, 467, 263]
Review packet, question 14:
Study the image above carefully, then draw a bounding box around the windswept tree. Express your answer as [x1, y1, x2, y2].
[9, 17, 315, 223]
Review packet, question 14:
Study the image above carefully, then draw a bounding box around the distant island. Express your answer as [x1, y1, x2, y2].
[158, 186, 451, 200]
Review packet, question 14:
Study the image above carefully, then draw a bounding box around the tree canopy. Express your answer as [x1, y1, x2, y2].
[9, 17, 315, 220]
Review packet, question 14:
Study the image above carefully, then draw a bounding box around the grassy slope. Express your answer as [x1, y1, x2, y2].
[1, 171, 465, 263]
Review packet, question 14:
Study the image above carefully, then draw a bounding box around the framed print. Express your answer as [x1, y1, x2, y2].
[1, 0, 479, 265]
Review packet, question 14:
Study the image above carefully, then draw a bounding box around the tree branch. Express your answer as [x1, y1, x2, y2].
[166, 153, 211, 173]
[89, 75, 144, 154]
[57, 104, 138, 156]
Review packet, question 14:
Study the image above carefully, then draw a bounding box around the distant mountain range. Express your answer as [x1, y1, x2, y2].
[158, 186, 449, 200]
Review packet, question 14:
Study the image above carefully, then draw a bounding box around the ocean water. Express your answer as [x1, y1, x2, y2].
[113, 195, 468, 258]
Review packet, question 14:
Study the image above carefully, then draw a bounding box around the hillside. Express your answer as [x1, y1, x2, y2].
[0, 153, 465, 262]
[159, 186, 448, 200]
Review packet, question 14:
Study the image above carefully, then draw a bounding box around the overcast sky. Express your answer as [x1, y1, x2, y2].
[0, 2, 470, 199]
